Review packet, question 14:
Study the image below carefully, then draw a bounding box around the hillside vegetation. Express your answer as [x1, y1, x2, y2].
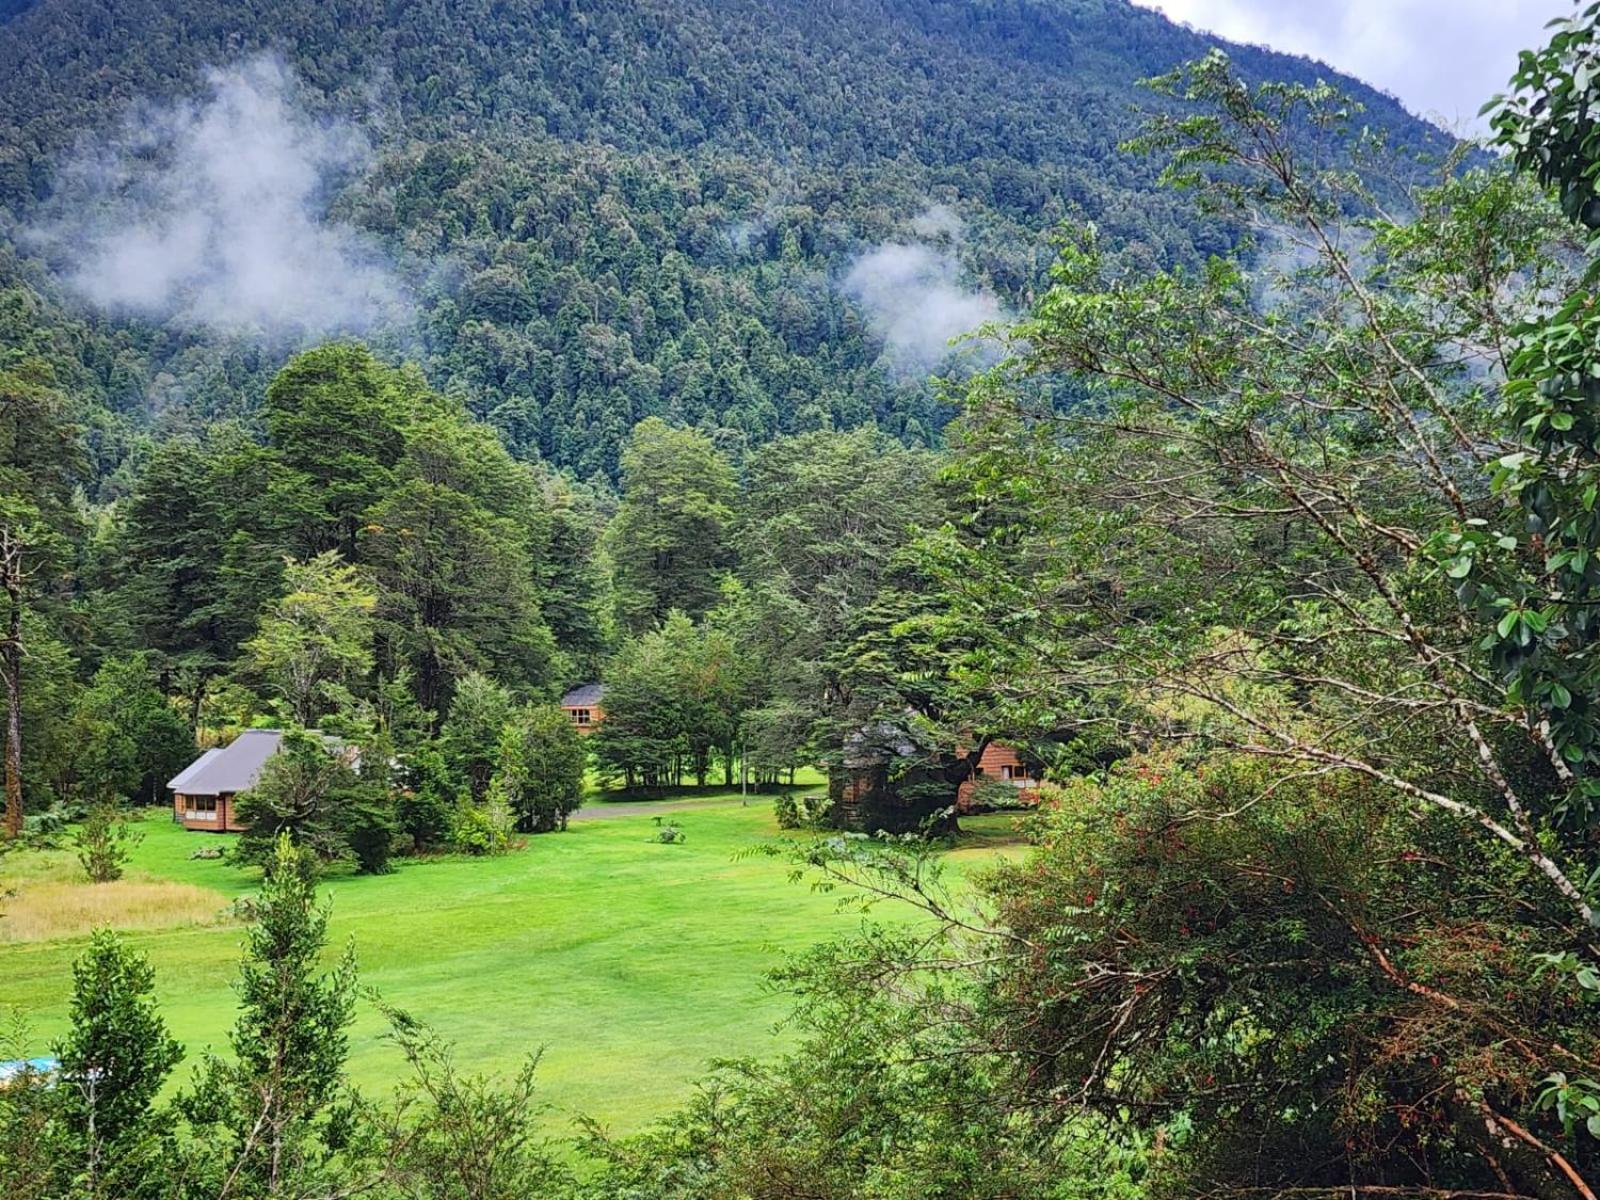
[0, 0, 1447, 483]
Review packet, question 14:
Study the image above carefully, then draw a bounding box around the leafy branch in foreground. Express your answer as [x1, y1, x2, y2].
[942, 50, 1599, 932]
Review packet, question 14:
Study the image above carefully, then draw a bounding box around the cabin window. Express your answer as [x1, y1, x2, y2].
[572, 708, 591, 725]
[184, 795, 219, 819]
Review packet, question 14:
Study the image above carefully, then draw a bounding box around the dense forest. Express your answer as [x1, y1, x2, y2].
[0, 0, 1458, 837]
[0, 0, 1447, 484]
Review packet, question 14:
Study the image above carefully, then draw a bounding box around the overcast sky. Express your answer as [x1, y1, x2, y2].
[1132, 1, 1572, 133]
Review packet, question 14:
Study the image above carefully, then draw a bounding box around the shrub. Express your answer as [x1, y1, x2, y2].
[343, 787, 400, 875]
[775, 791, 832, 830]
[450, 797, 513, 856]
[489, 703, 587, 833]
[394, 747, 456, 853]
[24, 802, 83, 841]
[74, 805, 142, 883]
[967, 777, 1036, 812]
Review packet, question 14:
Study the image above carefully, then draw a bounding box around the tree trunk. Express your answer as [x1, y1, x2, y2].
[2, 584, 21, 839]
[188, 669, 210, 732]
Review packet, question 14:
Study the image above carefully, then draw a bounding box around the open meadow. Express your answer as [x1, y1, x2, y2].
[0, 790, 1024, 1134]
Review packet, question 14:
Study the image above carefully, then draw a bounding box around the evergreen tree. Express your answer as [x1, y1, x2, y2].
[438, 672, 515, 802]
[364, 478, 549, 715]
[0, 359, 82, 837]
[264, 343, 408, 561]
[181, 835, 362, 1197]
[70, 653, 194, 806]
[109, 430, 288, 726]
[604, 418, 736, 633]
[537, 480, 613, 682]
[53, 931, 182, 1199]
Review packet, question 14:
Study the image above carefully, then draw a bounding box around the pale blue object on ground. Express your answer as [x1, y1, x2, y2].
[0, 1057, 59, 1082]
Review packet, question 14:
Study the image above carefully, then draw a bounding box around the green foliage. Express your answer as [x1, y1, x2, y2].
[1490, 2, 1600, 227]
[740, 700, 815, 788]
[101, 349, 586, 730]
[72, 804, 140, 883]
[729, 429, 945, 781]
[593, 611, 743, 790]
[180, 834, 361, 1197]
[52, 930, 182, 1196]
[245, 552, 376, 727]
[1427, 44, 1600, 833]
[0, 0, 1452, 486]
[449, 793, 514, 856]
[488, 703, 587, 833]
[104, 428, 290, 721]
[0, 359, 84, 837]
[773, 790, 832, 830]
[439, 672, 516, 802]
[0, 1042, 55, 1200]
[605, 419, 736, 633]
[264, 343, 408, 560]
[363, 410, 557, 712]
[68, 654, 193, 807]
[379, 1004, 572, 1200]
[234, 728, 391, 872]
[395, 743, 459, 853]
[576, 921, 1129, 1200]
[976, 754, 1598, 1196]
[820, 34, 1600, 1197]
[342, 786, 399, 876]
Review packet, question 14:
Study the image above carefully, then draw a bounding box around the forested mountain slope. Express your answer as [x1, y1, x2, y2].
[0, 0, 1451, 484]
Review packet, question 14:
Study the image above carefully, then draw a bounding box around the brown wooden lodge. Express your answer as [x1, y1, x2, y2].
[561, 683, 605, 733]
[169, 729, 351, 832]
[955, 741, 1042, 810]
[167, 728, 288, 832]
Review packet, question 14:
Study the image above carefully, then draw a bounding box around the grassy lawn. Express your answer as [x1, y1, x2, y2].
[0, 788, 1025, 1135]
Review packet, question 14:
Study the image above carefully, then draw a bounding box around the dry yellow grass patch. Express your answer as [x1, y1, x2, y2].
[0, 878, 228, 943]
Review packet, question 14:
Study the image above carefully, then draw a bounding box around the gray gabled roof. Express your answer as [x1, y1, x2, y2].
[561, 683, 605, 707]
[166, 748, 223, 793]
[167, 729, 286, 796]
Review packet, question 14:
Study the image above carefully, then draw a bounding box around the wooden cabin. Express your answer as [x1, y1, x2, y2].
[167, 729, 287, 832]
[956, 742, 1042, 811]
[561, 683, 606, 733]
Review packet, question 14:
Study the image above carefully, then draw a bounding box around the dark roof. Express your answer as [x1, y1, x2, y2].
[842, 720, 922, 768]
[167, 729, 286, 796]
[561, 683, 605, 708]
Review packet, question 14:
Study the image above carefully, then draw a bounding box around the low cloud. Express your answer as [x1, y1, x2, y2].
[842, 213, 1004, 378]
[907, 203, 964, 242]
[1131, 0, 1559, 133]
[26, 54, 407, 339]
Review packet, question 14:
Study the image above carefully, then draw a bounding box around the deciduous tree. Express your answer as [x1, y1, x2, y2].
[246, 552, 376, 727]
[488, 703, 587, 832]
